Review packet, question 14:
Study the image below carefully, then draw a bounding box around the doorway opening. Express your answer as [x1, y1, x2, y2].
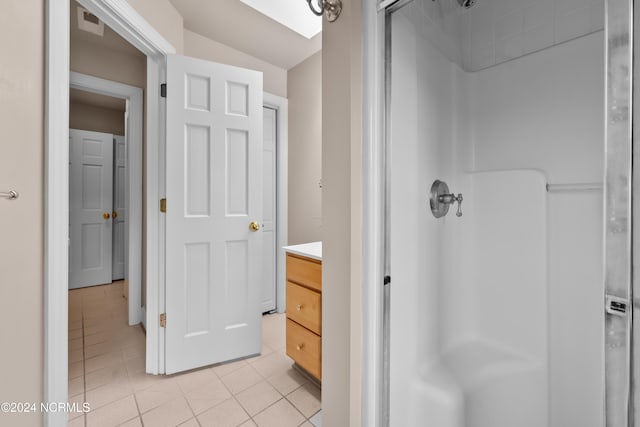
[48, 1, 291, 425]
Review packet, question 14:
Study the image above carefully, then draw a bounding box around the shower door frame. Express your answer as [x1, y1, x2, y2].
[607, 0, 635, 425]
[361, 0, 637, 426]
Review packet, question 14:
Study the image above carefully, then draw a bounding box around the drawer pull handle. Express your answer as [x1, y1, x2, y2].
[296, 304, 303, 311]
[296, 343, 305, 351]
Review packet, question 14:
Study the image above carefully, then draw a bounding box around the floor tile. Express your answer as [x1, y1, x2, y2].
[134, 378, 182, 413]
[128, 370, 169, 391]
[266, 368, 308, 396]
[69, 360, 84, 379]
[235, 380, 281, 416]
[184, 377, 231, 415]
[69, 328, 83, 340]
[309, 410, 322, 427]
[85, 383, 132, 410]
[69, 283, 311, 427]
[174, 367, 218, 394]
[85, 362, 130, 391]
[85, 394, 138, 427]
[68, 415, 85, 427]
[121, 342, 145, 360]
[85, 351, 124, 374]
[84, 331, 112, 347]
[249, 351, 293, 379]
[68, 393, 86, 420]
[69, 337, 84, 351]
[252, 398, 305, 427]
[124, 356, 146, 376]
[220, 364, 263, 395]
[117, 416, 142, 426]
[210, 358, 248, 378]
[85, 341, 117, 359]
[178, 418, 200, 427]
[140, 396, 193, 427]
[68, 376, 84, 397]
[197, 398, 250, 427]
[286, 383, 321, 418]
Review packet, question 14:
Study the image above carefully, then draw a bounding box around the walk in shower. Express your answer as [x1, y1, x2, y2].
[362, 0, 635, 426]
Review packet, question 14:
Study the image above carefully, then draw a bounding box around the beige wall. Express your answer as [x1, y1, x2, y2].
[70, 103, 125, 135]
[0, 0, 44, 425]
[321, 0, 362, 425]
[127, 0, 184, 53]
[184, 29, 287, 98]
[71, 38, 146, 88]
[287, 51, 322, 244]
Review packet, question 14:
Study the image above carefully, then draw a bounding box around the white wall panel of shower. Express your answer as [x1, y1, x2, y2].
[386, 0, 607, 426]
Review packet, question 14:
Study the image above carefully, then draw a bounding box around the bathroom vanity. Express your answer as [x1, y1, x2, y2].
[283, 242, 322, 381]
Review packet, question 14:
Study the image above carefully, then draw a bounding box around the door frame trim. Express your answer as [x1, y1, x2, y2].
[361, 1, 389, 426]
[69, 72, 144, 325]
[45, 0, 173, 424]
[263, 93, 289, 313]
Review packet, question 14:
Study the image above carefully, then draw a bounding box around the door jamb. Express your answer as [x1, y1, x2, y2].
[45, 0, 173, 425]
[69, 72, 144, 326]
[263, 93, 289, 313]
[361, 1, 387, 426]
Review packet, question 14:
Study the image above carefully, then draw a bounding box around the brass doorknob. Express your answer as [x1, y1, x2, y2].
[249, 221, 260, 232]
[296, 343, 305, 351]
[112, 211, 118, 219]
[103, 212, 111, 220]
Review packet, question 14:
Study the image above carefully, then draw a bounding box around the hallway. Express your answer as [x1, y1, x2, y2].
[68, 282, 321, 426]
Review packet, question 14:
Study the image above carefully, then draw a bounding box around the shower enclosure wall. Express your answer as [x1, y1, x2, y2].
[385, 0, 605, 426]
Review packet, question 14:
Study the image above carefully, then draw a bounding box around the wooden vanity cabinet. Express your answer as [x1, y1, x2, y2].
[285, 253, 322, 380]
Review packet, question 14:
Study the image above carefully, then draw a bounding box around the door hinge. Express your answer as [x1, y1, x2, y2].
[160, 83, 167, 98]
[160, 198, 166, 213]
[160, 313, 166, 327]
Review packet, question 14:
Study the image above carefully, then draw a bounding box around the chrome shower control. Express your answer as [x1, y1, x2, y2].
[429, 180, 463, 218]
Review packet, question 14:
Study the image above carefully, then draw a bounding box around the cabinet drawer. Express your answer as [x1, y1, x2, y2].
[286, 319, 321, 380]
[286, 281, 321, 335]
[286, 254, 322, 291]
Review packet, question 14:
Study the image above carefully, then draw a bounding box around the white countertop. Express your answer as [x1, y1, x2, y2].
[283, 241, 322, 261]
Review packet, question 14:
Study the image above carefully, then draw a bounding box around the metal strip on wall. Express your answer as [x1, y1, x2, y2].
[605, 0, 634, 425]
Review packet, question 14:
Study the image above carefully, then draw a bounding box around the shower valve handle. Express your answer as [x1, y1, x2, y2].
[437, 193, 463, 217]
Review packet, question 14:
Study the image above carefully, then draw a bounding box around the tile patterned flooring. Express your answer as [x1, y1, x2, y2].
[68, 282, 321, 427]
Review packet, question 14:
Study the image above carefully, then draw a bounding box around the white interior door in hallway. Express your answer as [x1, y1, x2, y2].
[112, 134, 126, 281]
[165, 54, 264, 374]
[69, 128, 114, 289]
[261, 106, 277, 313]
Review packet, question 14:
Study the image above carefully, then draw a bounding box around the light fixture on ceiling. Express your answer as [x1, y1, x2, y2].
[306, 0, 342, 22]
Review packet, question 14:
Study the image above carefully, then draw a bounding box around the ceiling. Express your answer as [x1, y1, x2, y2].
[169, 0, 322, 70]
[70, 88, 126, 111]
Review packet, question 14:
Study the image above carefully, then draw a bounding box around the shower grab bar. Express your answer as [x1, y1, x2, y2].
[546, 183, 603, 193]
[0, 190, 19, 200]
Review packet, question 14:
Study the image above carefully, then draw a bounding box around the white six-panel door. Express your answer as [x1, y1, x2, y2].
[112, 134, 126, 281]
[69, 129, 114, 289]
[261, 107, 277, 313]
[165, 54, 263, 374]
